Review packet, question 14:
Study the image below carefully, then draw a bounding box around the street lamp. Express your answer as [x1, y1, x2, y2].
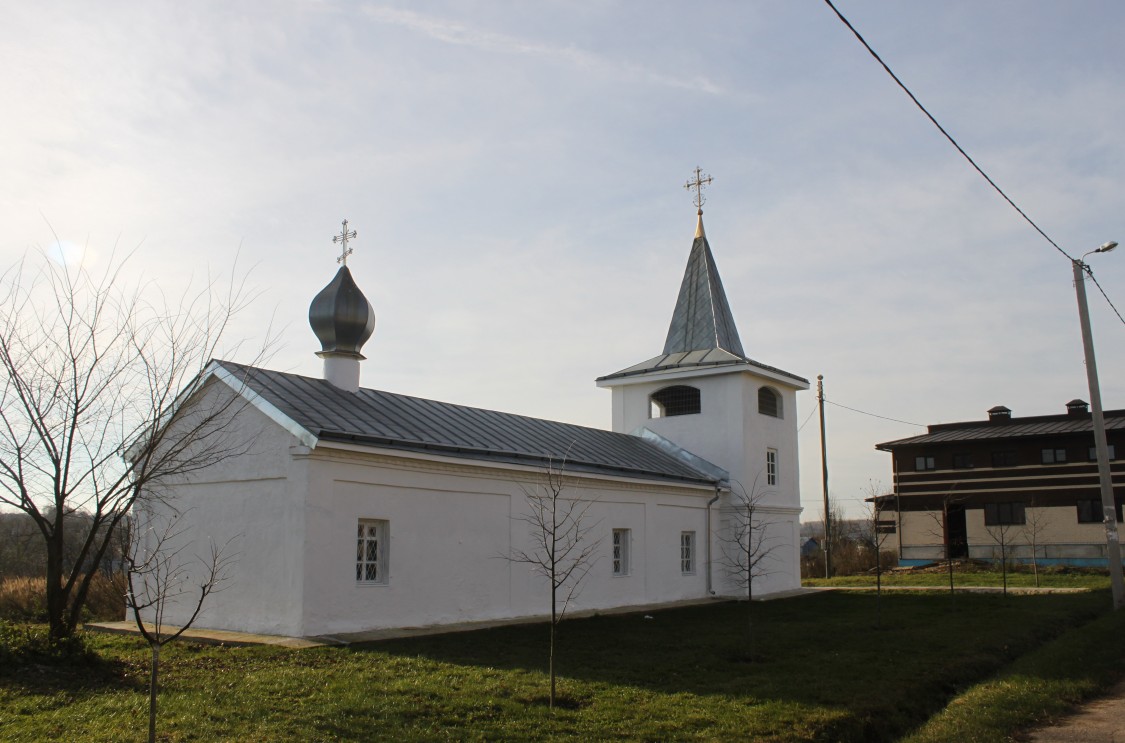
[1072, 241, 1124, 609]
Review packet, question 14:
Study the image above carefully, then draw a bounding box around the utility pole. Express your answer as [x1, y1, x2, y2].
[1073, 253, 1125, 609]
[818, 374, 831, 579]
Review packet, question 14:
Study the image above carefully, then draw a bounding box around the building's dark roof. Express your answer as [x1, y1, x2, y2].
[216, 361, 723, 485]
[876, 409, 1125, 450]
[663, 215, 745, 358]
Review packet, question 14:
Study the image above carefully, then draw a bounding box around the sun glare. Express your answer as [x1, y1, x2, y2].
[47, 240, 86, 267]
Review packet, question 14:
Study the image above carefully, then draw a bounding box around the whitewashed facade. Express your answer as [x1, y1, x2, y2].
[137, 210, 807, 638]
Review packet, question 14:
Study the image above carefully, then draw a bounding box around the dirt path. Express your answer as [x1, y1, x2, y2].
[1027, 678, 1125, 742]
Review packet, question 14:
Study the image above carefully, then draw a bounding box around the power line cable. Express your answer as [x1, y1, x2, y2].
[1086, 269, 1125, 327]
[797, 405, 819, 433]
[824, 399, 925, 428]
[821, 0, 1075, 263]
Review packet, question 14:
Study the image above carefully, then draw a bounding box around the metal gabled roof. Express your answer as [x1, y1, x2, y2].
[875, 411, 1125, 450]
[213, 361, 723, 486]
[596, 348, 808, 387]
[662, 214, 745, 357]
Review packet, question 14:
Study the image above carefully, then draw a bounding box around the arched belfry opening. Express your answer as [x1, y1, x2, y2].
[650, 385, 701, 418]
[758, 386, 782, 418]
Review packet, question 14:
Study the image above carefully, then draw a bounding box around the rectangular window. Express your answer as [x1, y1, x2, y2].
[1041, 448, 1067, 464]
[915, 456, 936, 471]
[1078, 499, 1124, 523]
[952, 453, 974, 469]
[356, 519, 389, 584]
[766, 449, 778, 486]
[1089, 445, 1117, 461]
[612, 528, 630, 576]
[991, 450, 1018, 468]
[680, 531, 695, 574]
[983, 502, 1025, 526]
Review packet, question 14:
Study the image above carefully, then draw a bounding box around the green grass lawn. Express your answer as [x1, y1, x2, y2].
[803, 569, 1111, 590]
[2, 591, 1123, 742]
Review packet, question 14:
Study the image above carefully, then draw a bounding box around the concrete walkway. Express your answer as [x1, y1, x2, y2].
[1028, 678, 1125, 742]
[87, 588, 822, 648]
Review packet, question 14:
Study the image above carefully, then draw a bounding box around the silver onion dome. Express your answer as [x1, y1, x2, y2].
[309, 266, 376, 358]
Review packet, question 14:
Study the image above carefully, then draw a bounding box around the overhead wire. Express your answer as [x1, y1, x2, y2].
[822, 0, 1125, 327]
[823, 399, 925, 428]
[820, 0, 1074, 263]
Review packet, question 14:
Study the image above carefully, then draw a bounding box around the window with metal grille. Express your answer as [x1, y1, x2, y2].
[758, 387, 782, 418]
[612, 529, 630, 575]
[680, 531, 695, 574]
[650, 385, 701, 418]
[984, 502, 1025, 526]
[767, 449, 778, 486]
[356, 519, 388, 584]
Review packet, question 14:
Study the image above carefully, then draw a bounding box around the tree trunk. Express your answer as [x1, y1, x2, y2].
[549, 586, 556, 710]
[148, 642, 160, 743]
[45, 540, 70, 642]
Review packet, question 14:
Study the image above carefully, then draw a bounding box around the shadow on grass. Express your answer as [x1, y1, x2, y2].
[360, 590, 1110, 742]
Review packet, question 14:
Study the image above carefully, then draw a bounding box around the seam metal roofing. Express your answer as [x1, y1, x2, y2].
[216, 361, 723, 486]
[876, 412, 1125, 450]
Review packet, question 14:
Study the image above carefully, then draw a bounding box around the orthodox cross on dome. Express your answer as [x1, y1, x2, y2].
[332, 219, 358, 265]
[683, 167, 713, 215]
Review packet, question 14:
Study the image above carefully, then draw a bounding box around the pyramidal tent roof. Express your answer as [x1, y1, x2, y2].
[599, 214, 807, 388]
[663, 214, 745, 357]
[207, 360, 726, 486]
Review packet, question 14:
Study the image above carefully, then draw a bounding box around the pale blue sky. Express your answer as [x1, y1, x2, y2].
[3, 1, 1124, 518]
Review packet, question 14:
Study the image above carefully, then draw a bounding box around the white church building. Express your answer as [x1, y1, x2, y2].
[139, 203, 808, 639]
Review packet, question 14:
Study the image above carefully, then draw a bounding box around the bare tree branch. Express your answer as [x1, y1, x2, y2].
[0, 246, 269, 640]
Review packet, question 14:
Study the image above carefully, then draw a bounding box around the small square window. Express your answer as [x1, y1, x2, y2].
[1078, 499, 1124, 523]
[766, 449, 778, 486]
[915, 456, 936, 471]
[984, 502, 1025, 526]
[680, 531, 695, 574]
[356, 519, 389, 584]
[612, 528, 630, 576]
[1089, 445, 1117, 461]
[991, 451, 1018, 468]
[1041, 448, 1067, 464]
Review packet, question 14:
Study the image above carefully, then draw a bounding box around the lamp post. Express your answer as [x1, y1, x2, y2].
[1073, 241, 1124, 609]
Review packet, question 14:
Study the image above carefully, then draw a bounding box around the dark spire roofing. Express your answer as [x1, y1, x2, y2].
[662, 213, 746, 357]
[309, 266, 376, 358]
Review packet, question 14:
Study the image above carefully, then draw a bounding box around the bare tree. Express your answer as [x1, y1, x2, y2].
[507, 459, 601, 709]
[922, 489, 963, 599]
[1021, 500, 1049, 588]
[126, 506, 238, 743]
[863, 481, 894, 598]
[719, 479, 778, 657]
[0, 247, 262, 640]
[984, 505, 1023, 595]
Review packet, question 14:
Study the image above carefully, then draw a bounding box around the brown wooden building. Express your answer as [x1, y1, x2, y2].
[875, 400, 1125, 566]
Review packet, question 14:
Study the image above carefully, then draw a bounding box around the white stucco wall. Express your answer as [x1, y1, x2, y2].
[133, 384, 307, 636]
[297, 445, 723, 636]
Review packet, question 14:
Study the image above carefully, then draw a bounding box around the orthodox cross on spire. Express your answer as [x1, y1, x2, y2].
[332, 219, 358, 265]
[683, 166, 713, 215]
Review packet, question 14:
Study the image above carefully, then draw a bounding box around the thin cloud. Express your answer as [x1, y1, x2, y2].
[362, 5, 726, 96]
